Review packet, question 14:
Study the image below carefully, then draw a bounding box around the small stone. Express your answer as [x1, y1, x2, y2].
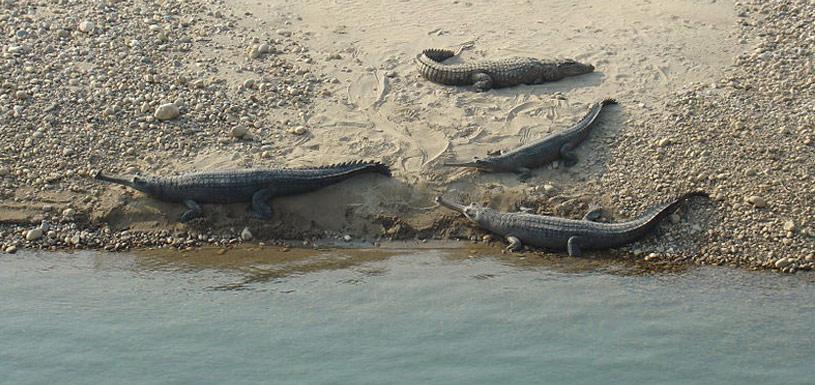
[15, 90, 28, 100]
[670, 213, 681, 224]
[645, 253, 659, 261]
[326, 53, 342, 60]
[657, 138, 672, 147]
[231, 126, 249, 138]
[482, 234, 493, 242]
[5, 246, 16, 254]
[125, 166, 140, 174]
[543, 184, 556, 192]
[745, 195, 767, 208]
[774, 257, 793, 269]
[288, 126, 307, 135]
[240, 227, 253, 241]
[384, 70, 397, 78]
[276, 29, 292, 37]
[154, 103, 180, 121]
[62, 208, 76, 217]
[783, 221, 796, 233]
[0, 167, 8, 176]
[243, 79, 256, 89]
[258, 44, 271, 54]
[343, 234, 352, 242]
[26, 228, 43, 241]
[78, 21, 95, 33]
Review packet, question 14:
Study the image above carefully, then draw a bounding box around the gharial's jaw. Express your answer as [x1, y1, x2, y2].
[95, 171, 136, 189]
[442, 160, 481, 168]
[558, 60, 595, 77]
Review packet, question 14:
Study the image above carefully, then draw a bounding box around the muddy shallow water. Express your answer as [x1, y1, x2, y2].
[1, 248, 813, 384]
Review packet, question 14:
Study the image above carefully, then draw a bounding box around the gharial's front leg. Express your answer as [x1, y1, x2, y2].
[251, 188, 275, 219]
[506, 235, 523, 252]
[560, 142, 579, 167]
[471, 72, 494, 92]
[181, 199, 203, 222]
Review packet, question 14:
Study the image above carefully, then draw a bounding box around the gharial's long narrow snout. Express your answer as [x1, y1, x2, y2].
[94, 171, 135, 188]
[435, 196, 468, 213]
[442, 160, 479, 168]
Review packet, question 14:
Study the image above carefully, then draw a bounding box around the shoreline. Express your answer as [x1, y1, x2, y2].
[1, 0, 812, 272]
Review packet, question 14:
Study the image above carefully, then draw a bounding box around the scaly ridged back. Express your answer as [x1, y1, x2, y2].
[477, 98, 616, 171]
[482, 191, 707, 250]
[416, 48, 543, 86]
[147, 161, 391, 203]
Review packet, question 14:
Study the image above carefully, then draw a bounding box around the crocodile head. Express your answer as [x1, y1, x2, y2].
[95, 172, 160, 195]
[435, 196, 488, 222]
[557, 59, 594, 77]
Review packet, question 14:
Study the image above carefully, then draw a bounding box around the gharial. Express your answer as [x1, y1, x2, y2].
[436, 192, 708, 256]
[415, 48, 595, 91]
[95, 161, 391, 222]
[444, 98, 617, 178]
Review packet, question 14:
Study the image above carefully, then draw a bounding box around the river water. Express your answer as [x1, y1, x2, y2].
[1, 248, 813, 385]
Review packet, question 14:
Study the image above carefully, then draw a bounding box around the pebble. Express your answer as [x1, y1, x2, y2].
[78, 21, 95, 33]
[154, 103, 180, 121]
[343, 234, 352, 242]
[276, 29, 292, 37]
[774, 257, 794, 269]
[783, 221, 796, 232]
[745, 195, 767, 208]
[25, 228, 43, 241]
[125, 166, 140, 174]
[231, 126, 249, 138]
[62, 208, 76, 217]
[4, 246, 16, 254]
[288, 126, 307, 135]
[240, 227, 253, 241]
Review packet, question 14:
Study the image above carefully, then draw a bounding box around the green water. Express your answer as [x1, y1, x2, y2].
[1, 249, 813, 385]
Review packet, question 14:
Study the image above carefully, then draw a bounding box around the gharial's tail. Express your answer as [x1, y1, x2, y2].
[638, 191, 709, 227]
[417, 48, 457, 63]
[316, 160, 392, 178]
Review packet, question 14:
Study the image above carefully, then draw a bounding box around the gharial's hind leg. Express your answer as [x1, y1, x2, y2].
[582, 206, 604, 222]
[567, 236, 584, 257]
[181, 199, 202, 223]
[250, 188, 275, 219]
[515, 167, 532, 182]
[472, 72, 494, 92]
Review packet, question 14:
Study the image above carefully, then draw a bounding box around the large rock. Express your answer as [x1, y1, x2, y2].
[25, 228, 43, 241]
[154, 103, 180, 121]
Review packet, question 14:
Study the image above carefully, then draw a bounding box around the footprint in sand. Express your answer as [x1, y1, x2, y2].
[346, 71, 389, 110]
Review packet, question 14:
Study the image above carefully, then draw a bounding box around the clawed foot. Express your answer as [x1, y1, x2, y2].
[180, 210, 201, 223]
[250, 207, 274, 220]
[506, 235, 523, 252]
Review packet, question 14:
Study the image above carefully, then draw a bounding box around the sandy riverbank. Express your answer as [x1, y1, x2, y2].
[0, 0, 812, 271]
